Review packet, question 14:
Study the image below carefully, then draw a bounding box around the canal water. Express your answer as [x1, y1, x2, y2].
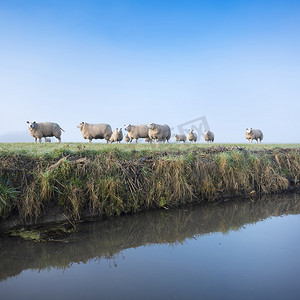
[1, 192, 300, 300]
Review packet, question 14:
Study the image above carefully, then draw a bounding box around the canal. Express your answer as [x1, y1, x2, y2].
[0, 192, 299, 299]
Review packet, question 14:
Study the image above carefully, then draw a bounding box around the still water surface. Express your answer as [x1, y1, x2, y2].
[1, 193, 300, 300]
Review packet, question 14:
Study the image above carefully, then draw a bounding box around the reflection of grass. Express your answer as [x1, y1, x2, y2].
[0, 143, 299, 221]
[0, 192, 299, 282]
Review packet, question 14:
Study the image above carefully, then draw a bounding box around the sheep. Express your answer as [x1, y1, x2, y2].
[117, 128, 123, 143]
[204, 130, 214, 143]
[144, 138, 153, 143]
[174, 134, 187, 143]
[124, 124, 149, 143]
[109, 128, 119, 143]
[27, 121, 64, 143]
[245, 129, 252, 142]
[77, 122, 112, 143]
[124, 134, 130, 144]
[147, 123, 171, 143]
[45, 138, 51, 143]
[187, 129, 197, 143]
[245, 128, 263, 143]
[109, 128, 123, 143]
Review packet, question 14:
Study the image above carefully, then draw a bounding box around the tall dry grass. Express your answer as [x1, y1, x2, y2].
[0, 145, 299, 222]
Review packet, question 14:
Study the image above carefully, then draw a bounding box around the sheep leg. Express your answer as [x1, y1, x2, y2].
[57, 137, 61, 143]
[38, 138, 42, 143]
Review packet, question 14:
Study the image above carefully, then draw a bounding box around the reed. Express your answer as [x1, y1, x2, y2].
[0, 144, 299, 223]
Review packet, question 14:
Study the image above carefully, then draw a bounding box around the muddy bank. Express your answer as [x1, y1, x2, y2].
[0, 146, 299, 229]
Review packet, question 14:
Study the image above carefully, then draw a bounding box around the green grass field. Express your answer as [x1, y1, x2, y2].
[0, 142, 299, 158]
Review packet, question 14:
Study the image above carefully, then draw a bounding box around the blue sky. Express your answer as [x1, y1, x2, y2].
[0, 0, 299, 142]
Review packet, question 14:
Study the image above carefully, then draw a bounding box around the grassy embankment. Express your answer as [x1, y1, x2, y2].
[0, 143, 299, 224]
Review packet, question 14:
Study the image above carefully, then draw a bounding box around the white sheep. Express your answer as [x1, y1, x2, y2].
[27, 121, 64, 143]
[245, 128, 263, 143]
[109, 128, 123, 143]
[147, 123, 171, 143]
[174, 134, 187, 143]
[117, 128, 123, 143]
[124, 124, 149, 143]
[77, 122, 112, 143]
[187, 129, 197, 143]
[204, 130, 214, 143]
[124, 134, 130, 144]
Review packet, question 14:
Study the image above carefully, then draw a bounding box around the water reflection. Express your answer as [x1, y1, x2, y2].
[0, 192, 299, 282]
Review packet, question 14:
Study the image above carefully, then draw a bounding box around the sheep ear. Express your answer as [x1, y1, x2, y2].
[33, 121, 36, 124]
[27, 121, 30, 124]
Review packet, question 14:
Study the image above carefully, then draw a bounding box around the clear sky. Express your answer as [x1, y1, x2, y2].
[0, 0, 299, 143]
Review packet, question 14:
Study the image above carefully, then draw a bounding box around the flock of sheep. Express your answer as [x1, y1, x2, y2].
[26, 121, 264, 144]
